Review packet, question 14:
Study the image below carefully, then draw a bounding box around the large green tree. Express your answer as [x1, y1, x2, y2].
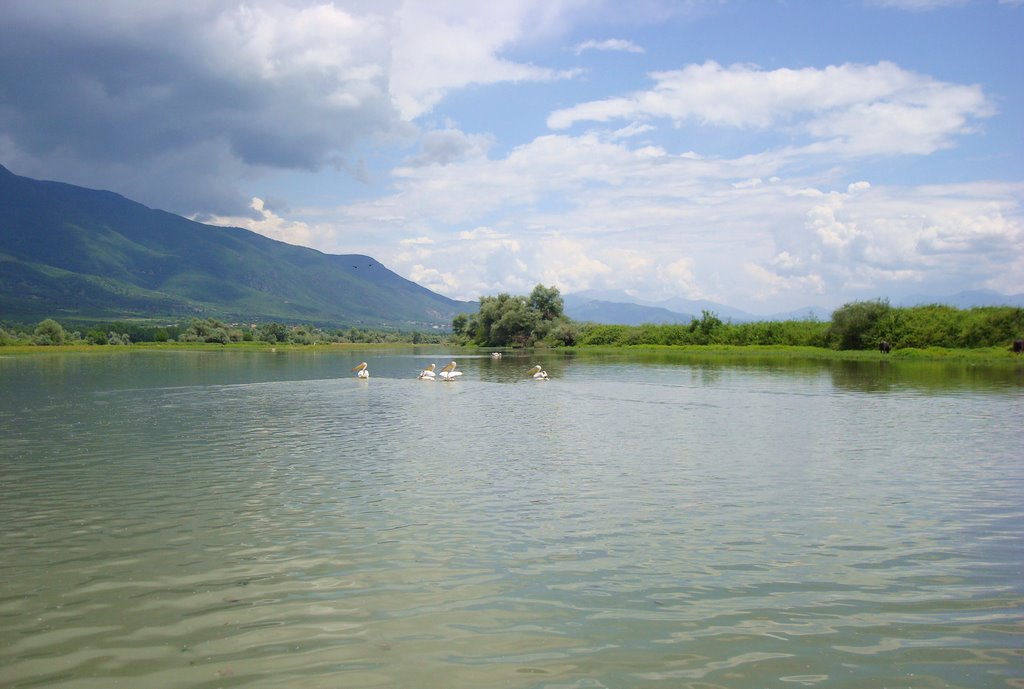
[528, 284, 564, 321]
[461, 284, 570, 347]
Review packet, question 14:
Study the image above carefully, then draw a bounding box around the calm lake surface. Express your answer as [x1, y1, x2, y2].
[1, 348, 1022, 689]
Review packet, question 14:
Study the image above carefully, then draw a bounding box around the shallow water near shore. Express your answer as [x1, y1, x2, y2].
[1, 349, 1022, 688]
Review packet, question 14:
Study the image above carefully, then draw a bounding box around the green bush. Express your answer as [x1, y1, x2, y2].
[33, 319, 66, 346]
[827, 299, 892, 350]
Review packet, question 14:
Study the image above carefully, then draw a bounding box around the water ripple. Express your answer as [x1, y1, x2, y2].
[1, 354, 1021, 688]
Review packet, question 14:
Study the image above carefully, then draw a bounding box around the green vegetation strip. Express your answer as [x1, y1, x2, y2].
[4, 291, 1024, 365]
[3, 342, 1020, 367]
[568, 344, 1023, 365]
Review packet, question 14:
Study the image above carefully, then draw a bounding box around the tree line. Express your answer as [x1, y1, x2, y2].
[5, 293, 1022, 351]
[450, 289, 1023, 351]
[0, 318, 449, 346]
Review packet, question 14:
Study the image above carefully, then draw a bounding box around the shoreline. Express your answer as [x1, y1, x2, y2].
[3, 341, 1022, 366]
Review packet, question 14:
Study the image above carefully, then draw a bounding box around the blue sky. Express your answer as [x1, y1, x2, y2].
[1, 0, 1021, 314]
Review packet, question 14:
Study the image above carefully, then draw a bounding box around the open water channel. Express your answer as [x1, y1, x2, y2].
[1, 348, 1022, 688]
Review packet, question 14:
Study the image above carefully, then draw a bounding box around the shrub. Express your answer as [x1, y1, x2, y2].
[827, 299, 892, 350]
[33, 319, 66, 346]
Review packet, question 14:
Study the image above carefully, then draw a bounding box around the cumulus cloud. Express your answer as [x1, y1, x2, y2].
[547, 61, 994, 157]
[202, 197, 322, 248]
[194, 88, 1019, 309]
[408, 264, 460, 295]
[535, 236, 614, 293]
[745, 263, 826, 302]
[335, 124, 1022, 305]
[755, 181, 1024, 300]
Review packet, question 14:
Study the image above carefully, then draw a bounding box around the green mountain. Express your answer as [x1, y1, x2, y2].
[0, 164, 472, 327]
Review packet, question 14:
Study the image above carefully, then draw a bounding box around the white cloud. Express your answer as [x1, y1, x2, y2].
[611, 122, 657, 139]
[547, 61, 994, 157]
[187, 85, 1021, 309]
[733, 178, 764, 189]
[389, 1, 585, 120]
[399, 236, 436, 246]
[408, 265, 460, 294]
[760, 181, 1024, 299]
[382, 136, 1020, 306]
[573, 38, 645, 55]
[203, 197, 321, 248]
[745, 263, 826, 301]
[459, 227, 514, 241]
[657, 258, 699, 294]
[535, 236, 614, 293]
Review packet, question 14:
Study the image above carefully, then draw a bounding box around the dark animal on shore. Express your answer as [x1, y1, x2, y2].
[1013, 339, 1024, 355]
[879, 340, 892, 354]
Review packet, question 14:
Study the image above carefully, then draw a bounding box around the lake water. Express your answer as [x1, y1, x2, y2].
[1, 348, 1022, 689]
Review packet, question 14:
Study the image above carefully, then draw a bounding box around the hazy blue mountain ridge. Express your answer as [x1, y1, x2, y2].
[564, 288, 1022, 326]
[897, 289, 1024, 309]
[562, 295, 695, 325]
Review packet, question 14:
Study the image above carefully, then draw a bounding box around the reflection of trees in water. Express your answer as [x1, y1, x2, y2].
[828, 360, 1022, 394]
[571, 348, 1023, 395]
[693, 364, 723, 386]
[829, 360, 902, 393]
[474, 351, 572, 383]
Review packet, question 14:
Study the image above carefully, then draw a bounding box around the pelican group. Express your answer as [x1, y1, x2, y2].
[439, 360, 463, 381]
[351, 360, 553, 382]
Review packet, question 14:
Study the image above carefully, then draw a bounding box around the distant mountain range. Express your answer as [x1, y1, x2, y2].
[0, 164, 473, 327]
[895, 290, 1024, 309]
[564, 289, 1023, 326]
[562, 290, 827, 325]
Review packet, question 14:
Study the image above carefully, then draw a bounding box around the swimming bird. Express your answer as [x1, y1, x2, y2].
[527, 364, 548, 380]
[418, 363, 436, 379]
[491, 352, 502, 358]
[439, 360, 463, 381]
[352, 362, 369, 379]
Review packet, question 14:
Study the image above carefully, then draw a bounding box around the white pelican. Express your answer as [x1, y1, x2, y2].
[439, 360, 463, 381]
[352, 362, 370, 379]
[527, 364, 548, 380]
[491, 352, 502, 359]
[418, 363, 436, 380]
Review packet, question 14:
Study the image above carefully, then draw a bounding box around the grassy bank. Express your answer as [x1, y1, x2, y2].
[0, 341, 395, 356]
[566, 343, 1024, 365]
[5, 341, 1022, 367]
